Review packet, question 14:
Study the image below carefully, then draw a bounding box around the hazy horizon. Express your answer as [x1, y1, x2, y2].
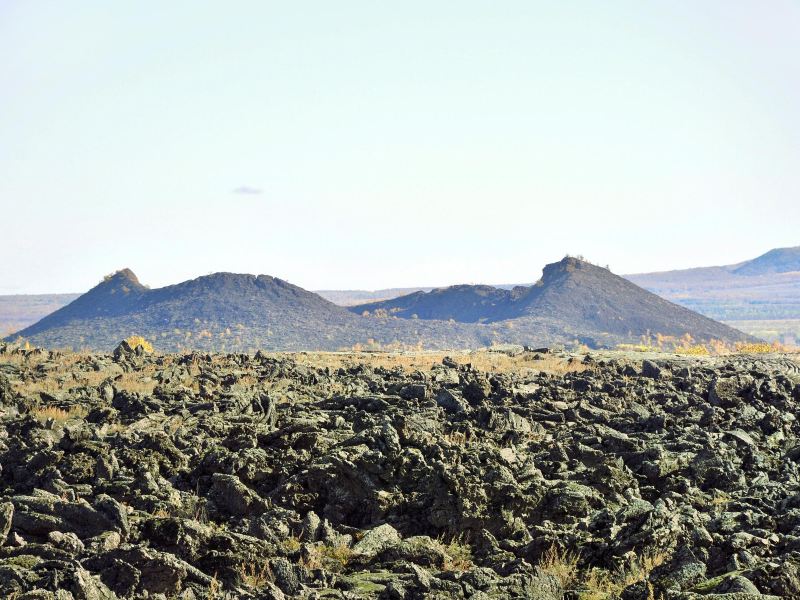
[3, 2, 800, 294]
[0, 244, 795, 296]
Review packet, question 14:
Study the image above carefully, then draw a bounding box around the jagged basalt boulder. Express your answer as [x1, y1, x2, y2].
[2, 348, 800, 598]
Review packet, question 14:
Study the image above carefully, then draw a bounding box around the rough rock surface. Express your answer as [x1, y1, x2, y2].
[1, 342, 800, 598]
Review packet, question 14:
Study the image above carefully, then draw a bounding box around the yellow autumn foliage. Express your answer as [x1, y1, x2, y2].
[125, 335, 154, 353]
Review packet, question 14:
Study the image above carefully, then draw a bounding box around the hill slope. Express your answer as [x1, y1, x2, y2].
[354, 284, 515, 322]
[323, 247, 800, 337]
[9, 246, 796, 332]
[316, 282, 529, 306]
[8, 260, 753, 351]
[353, 257, 752, 346]
[15, 270, 360, 348]
[6, 270, 516, 351]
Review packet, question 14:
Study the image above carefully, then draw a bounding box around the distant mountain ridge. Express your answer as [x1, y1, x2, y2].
[627, 245, 800, 280]
[0, 293, 80, 337]
[5, 257, 752, 352]
[731, 246, 800, 276]
[626, 245, 800, 323]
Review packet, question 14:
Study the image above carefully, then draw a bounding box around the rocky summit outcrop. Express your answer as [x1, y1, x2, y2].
[1, 341, 800, 599]
[351, 258, 754, 347]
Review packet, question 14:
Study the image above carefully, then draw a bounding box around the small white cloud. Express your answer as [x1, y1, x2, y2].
[232, 186, 263, 195]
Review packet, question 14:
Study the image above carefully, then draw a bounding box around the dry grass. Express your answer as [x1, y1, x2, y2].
[673, 344, 711, 356]
[164, 416, 184, 436]
[538, 545, 581, 589]
[580, 568, 618, 600]
[4, 348, 590, 406]
[286, 350, 454, 372]
[113, 371, 158, 395]
[79, 370, 110, 387]
[439, 534, 473, 572]
[12, 377, 66, 395]
[675, 340, 797, 356]
[576, 550, 670, 599]
[3, 348, 158, 397]
[233, 374, 259, 388]
[206, 574, 220, 600]
[320, 543, 354, 569]
[11, 368, 157, 397]
[614, 344, 662, 353]
[0, 348, 94, 370]
[299, 543, 354, 572]
[283, 350, 589, 377]
[32, 405, 88, 422]
[456, 353, 589, 375]
[282, 536, 302, 553]
[238, 561, 274, 588]
[616, 332, 798, 356]
[708, 491, 731, 509]
[624, 551, 669, 587]
[683, 341, 792, 356]
[101, 423, 128, 436]
[443, 430, 472, 446]
[733, 341, 788, 354]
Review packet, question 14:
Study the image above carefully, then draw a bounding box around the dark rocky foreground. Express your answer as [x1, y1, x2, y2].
[1, 343, 800, 599]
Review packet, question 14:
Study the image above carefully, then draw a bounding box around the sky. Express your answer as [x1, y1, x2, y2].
[2, 1, 799, 294]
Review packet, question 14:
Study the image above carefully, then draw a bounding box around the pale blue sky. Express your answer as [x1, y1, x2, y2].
[2, 1, 799, 293]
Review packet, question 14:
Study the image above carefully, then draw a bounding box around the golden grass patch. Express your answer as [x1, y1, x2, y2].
[238, 561, 274, 588]
[283, 350, 588, 377]
[32, 405, 88, 422]
[538, 545, 581, 589]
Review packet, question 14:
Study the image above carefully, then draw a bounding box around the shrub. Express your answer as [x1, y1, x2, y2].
[282, 536, 301, 552]
[299, 542, 353, 571]
[616, 344, 661, 353]
[673, 343, 710, 356]
[125, 335, 154, 353]
[442, 535, 473, 571]
[734, 341, 785, 354]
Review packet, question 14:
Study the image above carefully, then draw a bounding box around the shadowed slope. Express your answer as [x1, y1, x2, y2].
[352, 257, 753, 343]
[7, 270, 502, 351]
[354, 284, 513, 322]
[9, 261, 754, 351]
[16, 269, 148, 337]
